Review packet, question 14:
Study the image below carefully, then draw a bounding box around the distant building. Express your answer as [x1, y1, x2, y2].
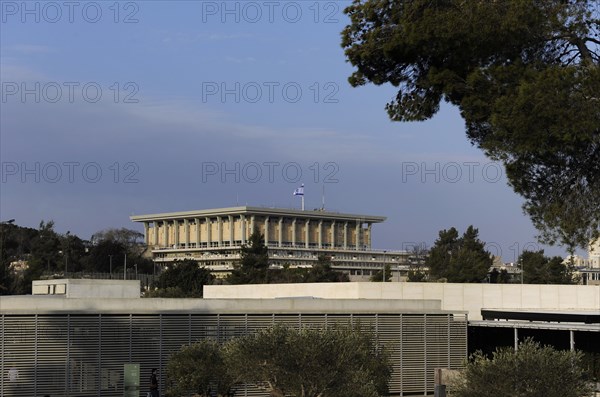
[131, 206, 412, 280]
[570, 238, 600, 285]
[589, 238, 600, 269]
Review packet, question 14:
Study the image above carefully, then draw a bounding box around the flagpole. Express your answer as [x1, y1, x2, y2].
[301, 195, 304, 211]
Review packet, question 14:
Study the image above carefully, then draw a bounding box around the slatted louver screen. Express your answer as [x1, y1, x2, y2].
[190, 314, 218, 342]
[99, 315, 131, 397]
[69, 315, 100, 396]
[161, 315, 192, 361]
[425, 315, 451, 393]
[322, 313, 350, 328]
[131, 315, 161, 394]
[218, 314, 247, 341]
[401, 314, 426, 394]
[449, 314, 468, 370]
[352, 314, 376, 333]
[297, 314, 325, 329]
[246, 314, 274, 333]
[2, 316, 36, 397]
[36, 316, 68, 397]
[377, 314, 402, 395]
[271, 314, 300, 328]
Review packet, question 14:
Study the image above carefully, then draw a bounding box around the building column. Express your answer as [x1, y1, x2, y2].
[264, 217, 269, 245]
[343, 222, 348, 250]
[163, 221, 169, 248]
[278, 217, 283, 247]
[153, 222, 158, 247]
[195, 218, 201, 247]
[205, 217, 212, 247]
[514, 328, 519, 351]
[355, 221, 361, 251]
[292, 218, 297, 247]
[250, 215, 255, 235]
[228, 215, 234, 246]
[318, 220, 323, 249]
[241, 215, 247, 245]
[217, 216, 223, 247]
[570, 330, 575, 351]
[305, 219, 310, 248]
[330, 221, 335, 248]
[184, 219, 190, 248]
[367, 223, 373, 249]
[143, 222, 149, 245]
[173, 220, 180, 248]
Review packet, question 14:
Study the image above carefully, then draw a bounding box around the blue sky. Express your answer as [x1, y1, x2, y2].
[0, 1, 580, 261]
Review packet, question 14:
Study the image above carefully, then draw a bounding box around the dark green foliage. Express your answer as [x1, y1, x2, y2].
[0, 221, 154, 294]
[148, 259, 214, 298]
[407, 267, 427, 282]
[302, 255, 350, 283]
[342, 0, 600, 250]
[370, 263, 392, 282]
[87, 227, 154, 274]
[489, 268, 511, 284]
[227, 231, 270, 284]
[0, 221, 33, 294]
[83, 239, 127, 273]
[90, 227, 144, 246]
[166, 339, 237, 397]
[454, 339, 593, 397]
[518, 250, 577, 284]
[426, 226, 492, 282]
[167, 326, 391, 397]
[226, 325, 391, 397]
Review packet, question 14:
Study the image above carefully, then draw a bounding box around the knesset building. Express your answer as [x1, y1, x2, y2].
[131, 206, 413, 279]
[0, 279, 468, 397]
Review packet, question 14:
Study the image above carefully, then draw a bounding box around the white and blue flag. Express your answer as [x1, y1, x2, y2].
[293, 184, 304, 196]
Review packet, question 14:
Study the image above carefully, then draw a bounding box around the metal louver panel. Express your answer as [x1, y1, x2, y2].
[0, 310, 466, 397]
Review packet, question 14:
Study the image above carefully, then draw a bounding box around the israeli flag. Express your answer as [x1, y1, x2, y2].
[293, 184, 304, 196]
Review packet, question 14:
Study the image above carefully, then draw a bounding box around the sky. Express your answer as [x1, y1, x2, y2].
[0, 0, 584, 262]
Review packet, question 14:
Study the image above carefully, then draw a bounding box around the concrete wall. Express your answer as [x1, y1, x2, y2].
[32, 279, 141, 299]
[204, 282, 600, 320]
[0, 296, 443, 315]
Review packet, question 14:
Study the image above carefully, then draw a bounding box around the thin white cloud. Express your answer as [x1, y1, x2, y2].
[8, 44, 55, 55]
[225, 56, 257, 63]
[0, 58, 47, 81]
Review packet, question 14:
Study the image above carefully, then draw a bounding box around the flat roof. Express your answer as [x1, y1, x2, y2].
[0, 296, 459, 316]
[130, 206, 386, 223]
[481, 309, 600, 324]
[470, 320, 600, 332]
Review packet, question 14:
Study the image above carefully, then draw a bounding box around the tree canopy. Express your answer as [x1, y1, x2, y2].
[518, 250, 577, 284]
[227, 325, 391, 397]
[166, 325, 391, 397]
[147, 259, 214, 298]
[227, 231, 270, 284]
[166, 339, 237, 397]
[454, 339, 593, 397]
[370, 263, 392, 282]
[426, 226, 492, 282]
[342, 0, 600, 250]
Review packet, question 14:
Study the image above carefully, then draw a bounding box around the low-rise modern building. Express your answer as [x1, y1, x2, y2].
[0, 279, 468, 397]
[131, 206, 413, 279]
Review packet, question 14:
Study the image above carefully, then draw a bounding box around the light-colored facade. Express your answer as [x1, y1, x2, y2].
[589, 238, 600, 268]
[0, 280, 468, 397]
[131, 206, 412, 279]
[204, 282, 600, 321]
